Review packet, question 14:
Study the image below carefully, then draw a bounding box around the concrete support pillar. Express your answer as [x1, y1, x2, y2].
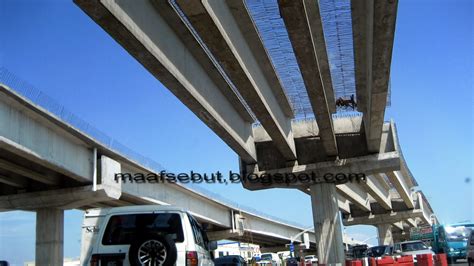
[36, 208, 64, 266]
[377, 224, 393, 245]
[310, 183, 345, 264]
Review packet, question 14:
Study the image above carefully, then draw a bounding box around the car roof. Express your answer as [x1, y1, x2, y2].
[445, 223, 474, 227]
[85, 205, 189, 217]
[396, 240, 424, 244]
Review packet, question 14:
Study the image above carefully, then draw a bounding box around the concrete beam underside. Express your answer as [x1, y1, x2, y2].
[352, 0, 398, 152]
[0, 185, 120, 210]
[386, 171, 414, 209]
[279, 0, 338, 157]
[343, 209, 424, 226]
[361, 174, 391, 210]
[74, 0, 257, 163]
[176, 0, 296, 161]
[242, 150, 400, 190]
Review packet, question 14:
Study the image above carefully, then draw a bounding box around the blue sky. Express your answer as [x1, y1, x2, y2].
[0, 0, 472, 264]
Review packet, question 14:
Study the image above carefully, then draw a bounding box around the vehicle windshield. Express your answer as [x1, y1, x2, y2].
[445, 225, 473, 242]
[368, 246, 389, 257]
[305, 256, 314, 259]
[401, 242, 428, 251]
[260, 254, 272, 260]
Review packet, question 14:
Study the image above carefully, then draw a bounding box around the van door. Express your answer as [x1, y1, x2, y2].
[97, 212, 186, 265]
[188, 215, 213, 265]
[81, 210, 106, 264]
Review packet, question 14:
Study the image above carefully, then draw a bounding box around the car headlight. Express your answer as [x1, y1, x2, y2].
[449, 248, 454, 252]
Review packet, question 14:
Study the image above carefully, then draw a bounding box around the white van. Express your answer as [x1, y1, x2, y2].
[81, 205, 216, 265]
[257, 253, 281, 265]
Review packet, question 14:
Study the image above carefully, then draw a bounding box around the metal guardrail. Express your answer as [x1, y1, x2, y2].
[0, 67, 308, 229]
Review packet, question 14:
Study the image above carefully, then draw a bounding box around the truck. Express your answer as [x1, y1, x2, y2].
[410, 222, 474, 263]
[432, 222, 474, 263]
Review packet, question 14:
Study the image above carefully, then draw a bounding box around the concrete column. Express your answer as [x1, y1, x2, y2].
[36, 208, 64, 265]
[310, 183, 345, 264]
[377, 224, 393, 245]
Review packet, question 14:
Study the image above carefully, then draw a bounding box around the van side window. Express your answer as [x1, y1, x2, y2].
[188, 215, 205, 248]
[102, 213, 184, 245]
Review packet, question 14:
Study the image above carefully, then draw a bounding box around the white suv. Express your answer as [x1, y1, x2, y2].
[81, 205, 216, 265]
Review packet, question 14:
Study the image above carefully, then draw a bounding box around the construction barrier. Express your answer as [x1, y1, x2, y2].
[396, 255, 414, 266]
[433, 254, 448, 266]
[416, 254, 434, 266]
[376, 256, 396, 266]
[345, 259, 363, 266]
[369, 257, 377, 266]
[345, 254, 445, 266]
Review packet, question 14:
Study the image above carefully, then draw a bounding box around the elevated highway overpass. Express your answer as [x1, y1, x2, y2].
[0, 0, 437, 264]
[0, 84, 323, 264]
[71, 0, 437, 263]
[0, 81, 434, 263]
[0, 75, 434, 264]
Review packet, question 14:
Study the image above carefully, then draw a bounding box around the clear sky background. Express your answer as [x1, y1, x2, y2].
[0, 0, 472, 265]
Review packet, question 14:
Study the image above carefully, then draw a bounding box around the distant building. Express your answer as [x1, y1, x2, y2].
[214, 241, 261, 261]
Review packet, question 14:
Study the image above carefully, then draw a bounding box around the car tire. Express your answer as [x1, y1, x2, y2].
[128, 234, 177, 266]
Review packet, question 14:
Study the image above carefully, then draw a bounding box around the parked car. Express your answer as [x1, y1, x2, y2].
[81, 205, 217, 265]
[467, 230, 474, 266]
[285, 257, 299, 266]
[393, 240, 434, 261]
[277, 251, 290, 261]
[304, 255, 318, 264]
[214, 255, 247, 266]
[366, 245, 393, 258]
[348, 244, 369, 259]
[257, 253, 281, 265]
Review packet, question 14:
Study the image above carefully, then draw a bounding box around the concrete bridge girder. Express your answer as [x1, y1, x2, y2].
[76, 0, 258, 163]
[175, 0, 297, 161]
[361, 174, 392, 210]
[279, 0, 338, 158]
[0, 88, 93, 184]
[352, 0, 398, 153]
[343, 191, 433, 228]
